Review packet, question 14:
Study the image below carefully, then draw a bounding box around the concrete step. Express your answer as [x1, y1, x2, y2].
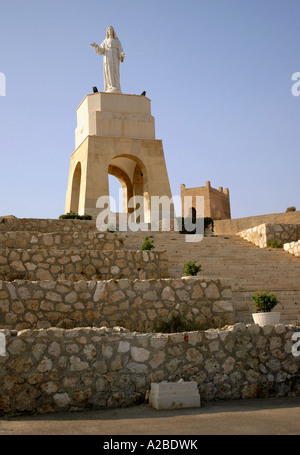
[233, 289, 300, 325]
[1, 219, 299, 324]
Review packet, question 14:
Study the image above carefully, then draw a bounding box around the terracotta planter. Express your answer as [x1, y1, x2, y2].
[252, 311, 280, 327]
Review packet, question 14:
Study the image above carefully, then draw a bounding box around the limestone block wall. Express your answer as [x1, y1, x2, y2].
[0, 218, 97, 232]
[0, 323, 299, 415]
[214, 211, 300, 236]
[237, 223, 300, 248]
[0, 249, 168, 282]
[284, 240, 300, 258]
[0, 277, 233, 331]
[0, 231, 125, 251]
[238, 224, 267, 248]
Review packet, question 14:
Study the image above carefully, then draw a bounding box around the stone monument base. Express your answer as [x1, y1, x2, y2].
[65, 92, 173, 222]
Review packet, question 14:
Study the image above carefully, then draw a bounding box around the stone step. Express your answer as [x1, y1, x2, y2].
[232, 289, 300, 325]
[1, 219, 299, 324]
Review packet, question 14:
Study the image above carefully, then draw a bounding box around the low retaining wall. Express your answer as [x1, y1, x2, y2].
[0, 323, 299, 415]
[0, 218, 97, 232]
[284, 240, 300, 258]
[238, 223, 300, 248]
[0, 231, 125, 251]
[214, 211, 300, 235]
[0, 249, 168, 282]
[0, 277, 233, 331]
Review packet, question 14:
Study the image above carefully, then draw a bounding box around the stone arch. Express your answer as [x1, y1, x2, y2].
[108, 154, 150, 222]
[70, 162, 82, 213]
[108, 164, 134, 214]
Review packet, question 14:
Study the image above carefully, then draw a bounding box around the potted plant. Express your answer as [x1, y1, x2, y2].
[251, 291, 280, 326]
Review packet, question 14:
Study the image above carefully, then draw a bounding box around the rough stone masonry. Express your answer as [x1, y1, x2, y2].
[0, 322, 299, 415]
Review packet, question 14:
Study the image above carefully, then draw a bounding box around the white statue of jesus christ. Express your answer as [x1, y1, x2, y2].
[91, 26, 126, 94]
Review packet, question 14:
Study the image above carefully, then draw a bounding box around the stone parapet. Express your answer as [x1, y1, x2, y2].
[284, 240, 300, 258]
[0, 323, 299, 415]
[237, 223, 300, 248]
[215, 211, 300, 236]
[0, 249, 168, 282]
[0, 277, 233, 331]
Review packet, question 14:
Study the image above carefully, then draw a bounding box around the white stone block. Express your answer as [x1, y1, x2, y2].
[149, 380, 201, 410]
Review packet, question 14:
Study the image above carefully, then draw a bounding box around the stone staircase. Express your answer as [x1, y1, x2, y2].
[123, 230, 300, 325]
[1, 217, 300, 326]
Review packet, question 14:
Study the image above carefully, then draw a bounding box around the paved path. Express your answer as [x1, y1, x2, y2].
[1, 397, 300, 435]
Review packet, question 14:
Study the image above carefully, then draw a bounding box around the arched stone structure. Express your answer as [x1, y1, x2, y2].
[70, 162, 81, 213]
[65, 92, 173, 222]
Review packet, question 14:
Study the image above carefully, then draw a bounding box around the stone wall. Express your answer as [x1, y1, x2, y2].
[0, 249, 168, 282]
[284, 240, 300, 258]
[214, 211, 300, 236]
[0, 218, 97, 232]
[237, 223, 300, 248]
[1, 323, 299, 415]
[0, 231, 125, 251]
[0, 277, 233, 331]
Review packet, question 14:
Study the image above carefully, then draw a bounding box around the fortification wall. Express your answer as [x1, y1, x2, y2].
[1, 323, 299, 415]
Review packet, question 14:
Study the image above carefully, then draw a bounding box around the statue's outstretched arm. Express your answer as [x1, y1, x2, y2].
[90, 42, 104, 55]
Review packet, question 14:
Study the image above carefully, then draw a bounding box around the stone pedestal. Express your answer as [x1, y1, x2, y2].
[65, 92, 173, 222]
[149, 381, 201, 410]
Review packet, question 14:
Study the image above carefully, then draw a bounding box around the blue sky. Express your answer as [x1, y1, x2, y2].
[0, 0, 299, 219]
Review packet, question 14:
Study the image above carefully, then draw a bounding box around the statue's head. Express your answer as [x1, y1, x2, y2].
[106, 26, 117, 39]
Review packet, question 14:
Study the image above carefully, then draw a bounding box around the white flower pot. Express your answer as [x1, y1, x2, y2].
[252, 311, 280, 327]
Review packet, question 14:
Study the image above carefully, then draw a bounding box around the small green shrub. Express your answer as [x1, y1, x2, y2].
[59, 212, 92, 220]
[267, 239, 283, 248]
[286, 206, 296, 212]
[155, 313, 207, 333]
[252, 291, 279, 313]
[183, 260, 202, 276]
[140, 236, 154, 250]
